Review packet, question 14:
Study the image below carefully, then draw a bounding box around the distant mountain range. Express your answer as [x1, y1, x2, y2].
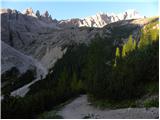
[0, 8, 143, 28]
[59, 9, 143, 28]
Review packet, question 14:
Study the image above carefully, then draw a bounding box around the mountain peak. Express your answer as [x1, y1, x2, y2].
[22, 8, 53, 22]
[124, 9, 138, 13]
[0, 8, 18, 14]
[123, 9, 141, 19]
[43, 10, 49, 18]
[23, 7, 34, 15]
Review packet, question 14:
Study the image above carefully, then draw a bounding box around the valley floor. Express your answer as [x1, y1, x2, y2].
[57, 95, 158, 119]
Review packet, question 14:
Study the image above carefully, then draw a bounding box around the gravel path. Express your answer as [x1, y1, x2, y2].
[58, 95, 159, 119]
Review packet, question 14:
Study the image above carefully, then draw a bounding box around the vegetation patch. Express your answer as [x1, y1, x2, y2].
[2, 67, 36, 96]
[144, 98, 159, 108]
[38, 110, 63, 119]
[88, 95, 137, 109]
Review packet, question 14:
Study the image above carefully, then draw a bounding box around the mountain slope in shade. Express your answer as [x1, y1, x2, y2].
[1, 41, 47, 77]
[2, 41, 48, 97]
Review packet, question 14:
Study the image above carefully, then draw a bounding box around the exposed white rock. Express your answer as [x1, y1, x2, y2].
[22, 8, 37, 18]
[40, 46, 67, 69]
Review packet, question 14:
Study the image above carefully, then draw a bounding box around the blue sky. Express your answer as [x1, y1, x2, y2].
[1, 0, 158, 20]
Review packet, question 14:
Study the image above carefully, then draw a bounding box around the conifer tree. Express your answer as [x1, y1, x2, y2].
[57, 68, 68, 95]
[77, 80, 83, 91]
[114, 47, 120, 67]
[71, 72, 78, 92]
[138, 29, 147, 48]
[122, 35, 135, 57]
[122, 44, 126, 57]
[133, 40, 136, 50]
[36, 10, 40, 18]
[126, 35, 134, 52]
[116, 47, 120, 58]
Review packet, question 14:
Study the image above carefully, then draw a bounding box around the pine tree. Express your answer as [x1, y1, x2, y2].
[57, 68, 68, 95]
[138, 29, 147, 48]
[71, 72, 78, 92]
[36, 10, 40, 18]
[122, 44, 126, 57]
[133, 40, 136, 49]
[43, 11, 49, 18]
[147, 31, 152, 45]
[122, 35, 135, 57]
[116, 47, 120, 58]
[77, 80, 83, 91]
[126, 35, 134, 52]
[114, 47, 120, 67]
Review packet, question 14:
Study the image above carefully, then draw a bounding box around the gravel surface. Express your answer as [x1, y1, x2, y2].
[58, 95, 159, 119]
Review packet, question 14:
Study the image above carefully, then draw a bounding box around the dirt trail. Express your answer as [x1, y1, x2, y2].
[58, 95, 159, 119]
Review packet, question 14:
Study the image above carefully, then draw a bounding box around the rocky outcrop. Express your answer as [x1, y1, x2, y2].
[23, 8, 35, 16]
[22, 8, 54, 23]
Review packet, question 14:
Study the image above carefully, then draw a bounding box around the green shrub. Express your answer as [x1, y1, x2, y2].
[144, 98, 159, 108]
[2, 69, 36, 95]
[38, 110, 63, 119]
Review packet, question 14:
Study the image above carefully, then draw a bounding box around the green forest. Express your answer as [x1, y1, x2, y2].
[1, 18, 159, 118]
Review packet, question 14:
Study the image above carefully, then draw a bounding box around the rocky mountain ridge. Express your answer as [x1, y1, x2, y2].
[59, 9, 143, 28]
[0, 8, 143, 28]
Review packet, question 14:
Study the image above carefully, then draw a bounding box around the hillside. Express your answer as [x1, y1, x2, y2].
[1, 8, 150, 74]
[1, 8, 151, 97]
